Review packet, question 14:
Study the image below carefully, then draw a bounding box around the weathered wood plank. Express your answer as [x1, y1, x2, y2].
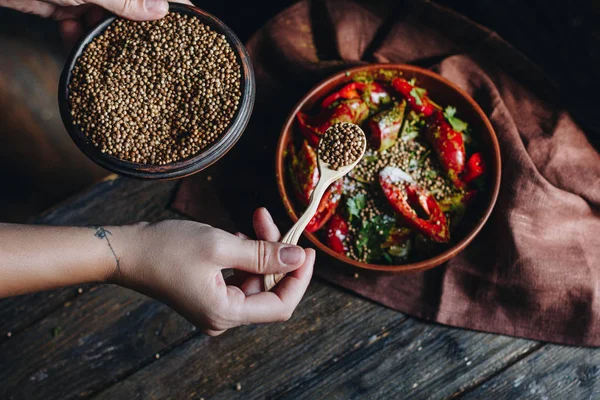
[0, 284, 195, 400]
[92, 283, 404, 400]
[93, 307, 539, 400]
[0, 277, 404, 399]
[460, 346, 600, 399]
[0, 178, 177, 339]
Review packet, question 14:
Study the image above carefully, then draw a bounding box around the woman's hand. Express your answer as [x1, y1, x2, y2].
[118, 208, 315, 336]
[0, 0, 192, 49]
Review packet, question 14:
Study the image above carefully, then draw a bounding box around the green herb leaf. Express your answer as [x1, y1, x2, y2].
[409, 87, 427, 106]
[347, 193, 366, 220]
[382, 252, 393, 264]
[443, 106, 468, 132]
[425, 170, 438, 179]
[355, 215, 395, 262]
[408, 78, 417, 86]
[444, 106, 457, 118]
[408, 158, 419, 171]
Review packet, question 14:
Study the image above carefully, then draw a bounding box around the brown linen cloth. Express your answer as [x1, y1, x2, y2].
[173, 0, 600, 346]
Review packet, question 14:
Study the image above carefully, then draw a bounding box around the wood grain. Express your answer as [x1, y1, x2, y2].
[461, 346, 600, 399]
[93, 306, 539, 400]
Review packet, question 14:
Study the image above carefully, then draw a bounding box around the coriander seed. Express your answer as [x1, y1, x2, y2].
[318, 122, 366, 170]
[68, 12, 242, 165]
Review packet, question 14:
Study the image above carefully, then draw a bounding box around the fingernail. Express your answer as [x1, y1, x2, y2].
[279, 246, 304, 265]
[145, 0, 169, 14]
[262, 208, 274, 224]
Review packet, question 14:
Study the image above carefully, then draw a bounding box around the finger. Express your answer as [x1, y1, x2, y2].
[87, 0, 168, 21]
[234, 232, 249, 240]
[229, 248, 315, 325]
[1, 0, 56, 17]
[252, 207, 281, 242]
[223, 236, 306, 275]
[239, 275, 262, 296]
[204, 328, 226, 337]
[59, 19, 85, 52]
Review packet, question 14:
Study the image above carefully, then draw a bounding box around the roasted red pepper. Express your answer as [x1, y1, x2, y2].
[288, 141, 319, 205]
[391, 78, 436, 117]
[321, 81, 390, 109]
[369, 100, 406, 151]
[306, 180, 342, 233]
[379, 167, 449, 242]
[425, 110, 466, 188]
[324, 213, 349, 254]
[462, 152, 486, 184]
[288, 141, 342, 233]
[297, 98, 370, 147]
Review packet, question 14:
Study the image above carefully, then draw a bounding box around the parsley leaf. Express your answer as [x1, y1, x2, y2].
[382, 252, 393, 264]
[408, 157, 419, 171]
[409, 87, 427, 106]
[355, 215, 395, 262]
[347, 193, 366, 220]
[443, 106, 468, 132]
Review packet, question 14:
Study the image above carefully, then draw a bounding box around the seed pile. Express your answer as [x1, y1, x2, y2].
[318, 123, 365, 170]
[349, 139, 456, 202]
[69, 12, 242, 165]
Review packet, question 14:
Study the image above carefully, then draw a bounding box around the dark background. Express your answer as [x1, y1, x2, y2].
[0, 0, 598, 222]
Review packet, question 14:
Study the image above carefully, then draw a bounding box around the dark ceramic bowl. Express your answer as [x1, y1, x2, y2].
[58, 3, 255, 179]
[276, 64, 501, 273]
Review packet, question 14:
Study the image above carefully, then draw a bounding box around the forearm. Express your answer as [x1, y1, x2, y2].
[0, 224, 135, 297]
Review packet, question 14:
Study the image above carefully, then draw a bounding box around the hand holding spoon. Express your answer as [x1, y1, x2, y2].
[264, 122, 367, 291]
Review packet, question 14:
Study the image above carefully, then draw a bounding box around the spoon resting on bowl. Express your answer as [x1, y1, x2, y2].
[264, 122, 367, 291]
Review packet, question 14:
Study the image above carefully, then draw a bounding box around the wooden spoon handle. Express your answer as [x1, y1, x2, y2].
[263, 178, 331, 291]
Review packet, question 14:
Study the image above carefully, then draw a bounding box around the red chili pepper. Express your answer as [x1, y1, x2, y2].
[425, 110, 466, 189]
[321, 82, 390, 109]
[462, 152, 486, 184]
[369, 101, 406, 151]
[306, 180, 343, 233]
[324, 213, 349, 254]
[288, 141, 319, 205]
[379, 167, 450, 242]
[297, 98, 370, 147]
[288, 141, 342, 233]
[391, 78, 435, 116]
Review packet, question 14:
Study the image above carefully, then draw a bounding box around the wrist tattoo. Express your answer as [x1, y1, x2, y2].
[90, 226, 120, 276]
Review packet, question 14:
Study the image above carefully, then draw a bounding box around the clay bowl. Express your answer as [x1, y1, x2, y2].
[58, 3, 255, 179]
[275, 64, 501, 273]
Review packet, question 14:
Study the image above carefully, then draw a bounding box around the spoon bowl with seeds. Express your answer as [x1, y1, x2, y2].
[264, 122, 367, 291]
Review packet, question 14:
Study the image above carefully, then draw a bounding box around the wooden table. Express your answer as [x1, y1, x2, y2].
[1, 176, 598, 400]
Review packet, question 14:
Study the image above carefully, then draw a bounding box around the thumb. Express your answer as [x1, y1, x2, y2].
[226, 238, 307, 275]
[88, 0, 169, 21]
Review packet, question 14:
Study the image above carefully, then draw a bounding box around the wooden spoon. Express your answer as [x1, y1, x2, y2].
[264, 123, 367, 291]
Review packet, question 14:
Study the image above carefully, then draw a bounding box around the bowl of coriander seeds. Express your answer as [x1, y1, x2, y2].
[58, 3, 255, 179]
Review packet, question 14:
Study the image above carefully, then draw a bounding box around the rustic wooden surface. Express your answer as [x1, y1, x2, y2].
[0, 177, 598, 400]
[1, 0, 599, 398]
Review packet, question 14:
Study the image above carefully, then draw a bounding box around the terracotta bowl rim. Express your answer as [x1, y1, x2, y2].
[58, 3, 255, 180]
[275, 63, 502, 273]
